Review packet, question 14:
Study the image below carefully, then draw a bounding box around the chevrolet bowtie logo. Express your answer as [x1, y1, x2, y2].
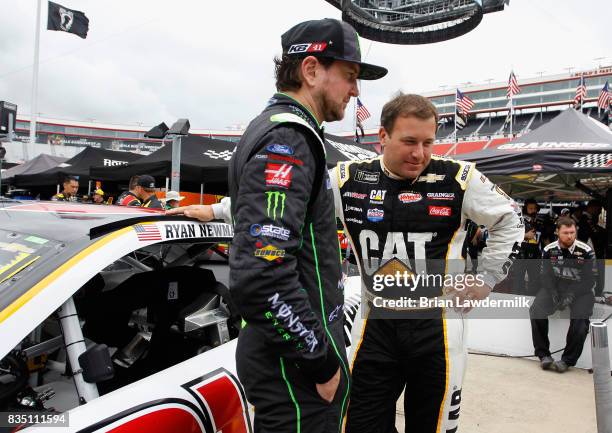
[417, 174, 446, 183]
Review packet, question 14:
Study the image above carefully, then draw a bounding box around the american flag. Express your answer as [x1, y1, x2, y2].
[456, 89, 474, 115]
[574, 75, 587, 106]
[356, 98, 371, 123]
[134, 223, 162, 241]
[597, 81, 611, 110]
[507, 71, 520, 98]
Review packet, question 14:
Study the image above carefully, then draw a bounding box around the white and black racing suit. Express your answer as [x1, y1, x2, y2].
[331, 156, 524, 433]
[217, 151, 523, 433]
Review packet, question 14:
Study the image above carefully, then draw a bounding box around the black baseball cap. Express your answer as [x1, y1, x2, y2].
[281, 18, 387, 81]
[137, 175, 156, 188]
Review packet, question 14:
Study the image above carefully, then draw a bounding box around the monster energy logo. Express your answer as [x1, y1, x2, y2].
[266, 191, 286, 220]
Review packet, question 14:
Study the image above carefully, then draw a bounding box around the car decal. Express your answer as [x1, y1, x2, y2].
[76, 398, 207, 433]
[182, 368, 252, 433]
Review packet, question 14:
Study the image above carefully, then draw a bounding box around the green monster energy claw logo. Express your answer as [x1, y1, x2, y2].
[266, 191, 286, 220]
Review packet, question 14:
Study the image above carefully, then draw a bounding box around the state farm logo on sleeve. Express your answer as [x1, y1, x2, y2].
[398, 192, 422, 203]
[265, 163, 293, 188]
[428, 206, 452, 217]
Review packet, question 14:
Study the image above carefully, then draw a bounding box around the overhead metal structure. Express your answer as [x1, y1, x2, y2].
[324, 0, 509, 44]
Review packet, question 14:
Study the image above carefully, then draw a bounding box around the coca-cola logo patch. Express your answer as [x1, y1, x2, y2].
[428, 206, 452, 217]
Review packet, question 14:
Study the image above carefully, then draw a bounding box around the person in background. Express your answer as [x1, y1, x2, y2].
[134, 175, 163, 209]
[51, 176, 79, 202]
[512, 198, 553, 295]
[92, 189, 105, 205]
[530, 217, 595, 373]
[116, 175, 142, 207]
[162, 190, 184, 210]
[577, 199, 605, 295]
[571, 205, 584, 225]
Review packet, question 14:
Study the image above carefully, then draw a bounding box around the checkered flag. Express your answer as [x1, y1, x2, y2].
[573, 153, 612, 168]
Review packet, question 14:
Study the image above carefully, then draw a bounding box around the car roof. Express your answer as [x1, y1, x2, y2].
[0, 200, 234, 359]
[0, 200, 165, 242]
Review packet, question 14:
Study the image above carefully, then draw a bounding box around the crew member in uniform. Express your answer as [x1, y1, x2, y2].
[512, 198, 553, 295]
[530, 217, 596, 373]
[134, 175, 163, 209]
[116, 175, 142, 207]
[51, 176, 79, 202]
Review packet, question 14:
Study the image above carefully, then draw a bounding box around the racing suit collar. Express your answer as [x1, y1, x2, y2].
[559, 239, 578, 254]
[380, 155, 428, 184]
[270, 92, 322, 131]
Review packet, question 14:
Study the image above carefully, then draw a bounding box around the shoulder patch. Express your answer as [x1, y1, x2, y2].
[266, 143, 294, 155]
[337, 161, 352, 189]
[454, 161, 475, 190]
[544, 241, 559, 252]
[269, 112, 326, 156]
[575, 240, 592, 252]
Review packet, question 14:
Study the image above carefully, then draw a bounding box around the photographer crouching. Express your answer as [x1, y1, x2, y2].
[529, 217, 596, 373]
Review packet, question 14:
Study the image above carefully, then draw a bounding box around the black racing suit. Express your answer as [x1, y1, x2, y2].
[332, 157, 524, 433]
[530, 240, 596, 366]
[116, 191, 142, 207]
[51, 192, 78, 202]
[141, 194, 163, 209]
[228, 93, 349, 433]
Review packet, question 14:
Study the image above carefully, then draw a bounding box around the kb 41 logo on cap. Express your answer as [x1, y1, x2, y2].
[288, 42, 328, 54]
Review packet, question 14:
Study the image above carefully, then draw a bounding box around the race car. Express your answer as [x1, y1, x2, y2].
[0, 200, 359, 432]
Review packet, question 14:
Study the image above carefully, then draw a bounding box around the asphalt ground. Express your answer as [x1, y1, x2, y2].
[395, 353, 596, 433]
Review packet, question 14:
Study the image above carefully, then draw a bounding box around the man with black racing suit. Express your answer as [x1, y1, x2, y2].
[171, 19, 387, 433]
[530, 217, 596, 373]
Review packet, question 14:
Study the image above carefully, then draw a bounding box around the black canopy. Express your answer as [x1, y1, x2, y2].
[457, 109, 612, 200]
[13, 147, 142, 187]
[324, 133, 379, 167]
[1, 154, 68, 181]
[458, 109, 612, 175]
[90, 133, 379, 193]
[89, 135, 233, 193]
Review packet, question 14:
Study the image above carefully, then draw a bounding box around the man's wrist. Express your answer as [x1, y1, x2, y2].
[211, 203, 224, 220]
[478, 272, 497, 291]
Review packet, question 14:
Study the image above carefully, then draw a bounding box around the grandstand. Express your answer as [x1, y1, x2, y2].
[6, 66, 612, 162]
[358, 65, 612, 154]
[7, 116, 242, 161]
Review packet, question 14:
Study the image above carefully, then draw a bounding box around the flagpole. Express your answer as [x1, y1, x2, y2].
[454, 89, 458, 149]
[509, 90, 513, 137]
[354, 97, 358, 142]
[29, 0, 43, 161]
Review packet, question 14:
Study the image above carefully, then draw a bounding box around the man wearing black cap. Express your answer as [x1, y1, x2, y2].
[134, 175, 163, 209]
[226, 18, 384, 433]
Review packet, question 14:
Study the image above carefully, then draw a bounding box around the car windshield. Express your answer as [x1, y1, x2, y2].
[0, 229, 64, 312]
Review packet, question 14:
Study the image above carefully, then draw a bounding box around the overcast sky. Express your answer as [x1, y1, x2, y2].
[0, 0, 609, 133]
